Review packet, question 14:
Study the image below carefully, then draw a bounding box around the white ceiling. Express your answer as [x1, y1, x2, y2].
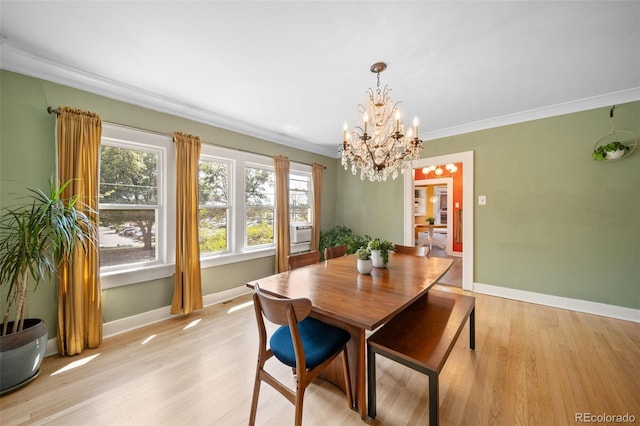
[2, 1, 639, 158]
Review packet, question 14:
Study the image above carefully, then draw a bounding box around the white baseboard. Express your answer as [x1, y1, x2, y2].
[473, 282, 640, 323]
[45, 285, 253, 357]
[102, 285, 252, 338]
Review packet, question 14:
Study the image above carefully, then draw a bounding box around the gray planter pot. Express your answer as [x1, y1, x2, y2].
[0, 319, 48, 395]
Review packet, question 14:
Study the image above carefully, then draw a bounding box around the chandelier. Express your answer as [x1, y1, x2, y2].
[341, 62, 423, 182]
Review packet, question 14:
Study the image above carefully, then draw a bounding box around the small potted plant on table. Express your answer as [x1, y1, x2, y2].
[355, 247, 373, 274]
[368, 238, 394, 268]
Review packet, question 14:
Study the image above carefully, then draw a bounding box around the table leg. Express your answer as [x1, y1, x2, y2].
[311, 313, 367, 418]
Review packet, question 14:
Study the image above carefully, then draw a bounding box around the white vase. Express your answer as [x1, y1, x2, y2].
[357, 258, 373, 274]
[371, 250, 386, 268]
[606, 149, 625, 160]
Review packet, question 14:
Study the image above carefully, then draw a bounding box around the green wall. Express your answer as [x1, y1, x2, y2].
[2, 68, 638, 339]
[0, 70, 338, 331]
[337, 101, 640, 310]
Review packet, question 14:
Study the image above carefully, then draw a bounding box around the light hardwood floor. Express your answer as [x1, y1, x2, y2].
[1, 286, 638, 426]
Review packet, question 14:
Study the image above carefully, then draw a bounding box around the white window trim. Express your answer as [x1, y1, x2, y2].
[99, 129, 314, 285]
[199, 144, 312, 268]
[99, 123, 175, 289]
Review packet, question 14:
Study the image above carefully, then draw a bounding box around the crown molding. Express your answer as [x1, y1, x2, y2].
[0, 43, 338, 158]
[3, 43, 638, 157]
[421, 87, 640, 142]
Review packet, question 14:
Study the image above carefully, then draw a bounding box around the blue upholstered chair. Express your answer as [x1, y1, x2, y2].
[249, 283, 353, 426]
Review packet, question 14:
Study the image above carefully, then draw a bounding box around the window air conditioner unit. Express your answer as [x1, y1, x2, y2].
[290, 224, 312, 243]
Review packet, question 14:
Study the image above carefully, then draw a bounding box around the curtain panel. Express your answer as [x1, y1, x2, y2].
[274, 155, 290, 273]
[55, 106, 103, 356]
[311, 163, 323, 251]
[171, 132, 203, 315]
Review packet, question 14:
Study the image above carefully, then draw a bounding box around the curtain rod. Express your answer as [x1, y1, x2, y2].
[47, 106, 326, 169]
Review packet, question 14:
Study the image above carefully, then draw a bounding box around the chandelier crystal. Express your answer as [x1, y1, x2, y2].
[341, 62, 423, 182]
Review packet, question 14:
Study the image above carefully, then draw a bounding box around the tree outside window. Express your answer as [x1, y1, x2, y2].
[245, 166, 275, 247]
[198, 159, 230, 254]
[98, 145, 159, 268]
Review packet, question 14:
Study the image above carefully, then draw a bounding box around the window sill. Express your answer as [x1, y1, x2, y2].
[101, 263, 175, 289]
[101, 249, 276, 289]
[200, 248, 275, 268]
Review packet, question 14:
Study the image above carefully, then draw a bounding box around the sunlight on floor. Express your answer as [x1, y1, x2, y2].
[141, 334, 156, 344]
[51, 354, 100, 376]
[183, 319, 201, 330]
[227, 300, 253, 314]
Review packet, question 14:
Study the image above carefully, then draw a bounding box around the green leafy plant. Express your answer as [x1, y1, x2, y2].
[426, 217, 435, 225]
[368, 238, 394, 265]
[356, 246, 371, 260]
[319, 226, 369, 260]
[592, 141, 629, 160]
[0, 179, 97, 336]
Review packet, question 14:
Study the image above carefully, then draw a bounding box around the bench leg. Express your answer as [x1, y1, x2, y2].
[428, 371, 439, 426]
[470, 307, 475, 350]
[367, 348, 377, 418]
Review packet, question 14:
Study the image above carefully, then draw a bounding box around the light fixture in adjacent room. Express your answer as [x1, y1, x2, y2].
[341, 62, 423, 182]
[445, 163, 458, 173]
[421, 163, 458, 176]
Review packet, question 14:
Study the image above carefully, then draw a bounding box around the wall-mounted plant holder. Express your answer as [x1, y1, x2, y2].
[592, 106, 637, 161]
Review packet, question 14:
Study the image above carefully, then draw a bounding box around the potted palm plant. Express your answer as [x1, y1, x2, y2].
[0, 179, 96, 395]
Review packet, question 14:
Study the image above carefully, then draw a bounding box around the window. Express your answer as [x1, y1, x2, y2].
[198, 145, 313, 265]
[99, 144, 158, 267]
[99, 124, 174, 288]
[435, 186, 447, 225]
[289, 172, 311, 224]
[245, 165, 275, 248]
[198, 158, 231, 254]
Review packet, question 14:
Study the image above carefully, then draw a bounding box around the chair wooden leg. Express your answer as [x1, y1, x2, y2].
[249, 365, 262, 426]
[294, 384, 305, 426]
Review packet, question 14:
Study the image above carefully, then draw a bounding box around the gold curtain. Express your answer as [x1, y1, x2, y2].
[310, 163, 323, 251]
[55, 106, 103, 356]
[171, 132, 203, 315]
[274, 155, 290, 273]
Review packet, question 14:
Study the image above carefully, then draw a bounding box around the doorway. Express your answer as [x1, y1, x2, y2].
[403, 151, 474, 290]
[414, 177, 453, 256]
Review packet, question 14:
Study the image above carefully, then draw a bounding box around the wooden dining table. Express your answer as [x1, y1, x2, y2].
[247, 252, 454, 418]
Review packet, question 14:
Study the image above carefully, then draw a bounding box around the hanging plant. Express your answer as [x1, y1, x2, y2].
[592, 141, 629, 161]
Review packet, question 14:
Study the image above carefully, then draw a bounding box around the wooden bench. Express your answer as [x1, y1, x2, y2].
[367, 289, 475, 425]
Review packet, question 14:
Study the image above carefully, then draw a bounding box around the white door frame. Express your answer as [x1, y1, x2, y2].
[403, 151, 474, 290]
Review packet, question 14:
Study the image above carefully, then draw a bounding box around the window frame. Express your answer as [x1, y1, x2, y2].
[99, 123, 175, 289]
[199, 144, 312, 268]
[98, 126, 314, 285]
[288, 167, 312, 226]
[198, 155, 234, 256]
